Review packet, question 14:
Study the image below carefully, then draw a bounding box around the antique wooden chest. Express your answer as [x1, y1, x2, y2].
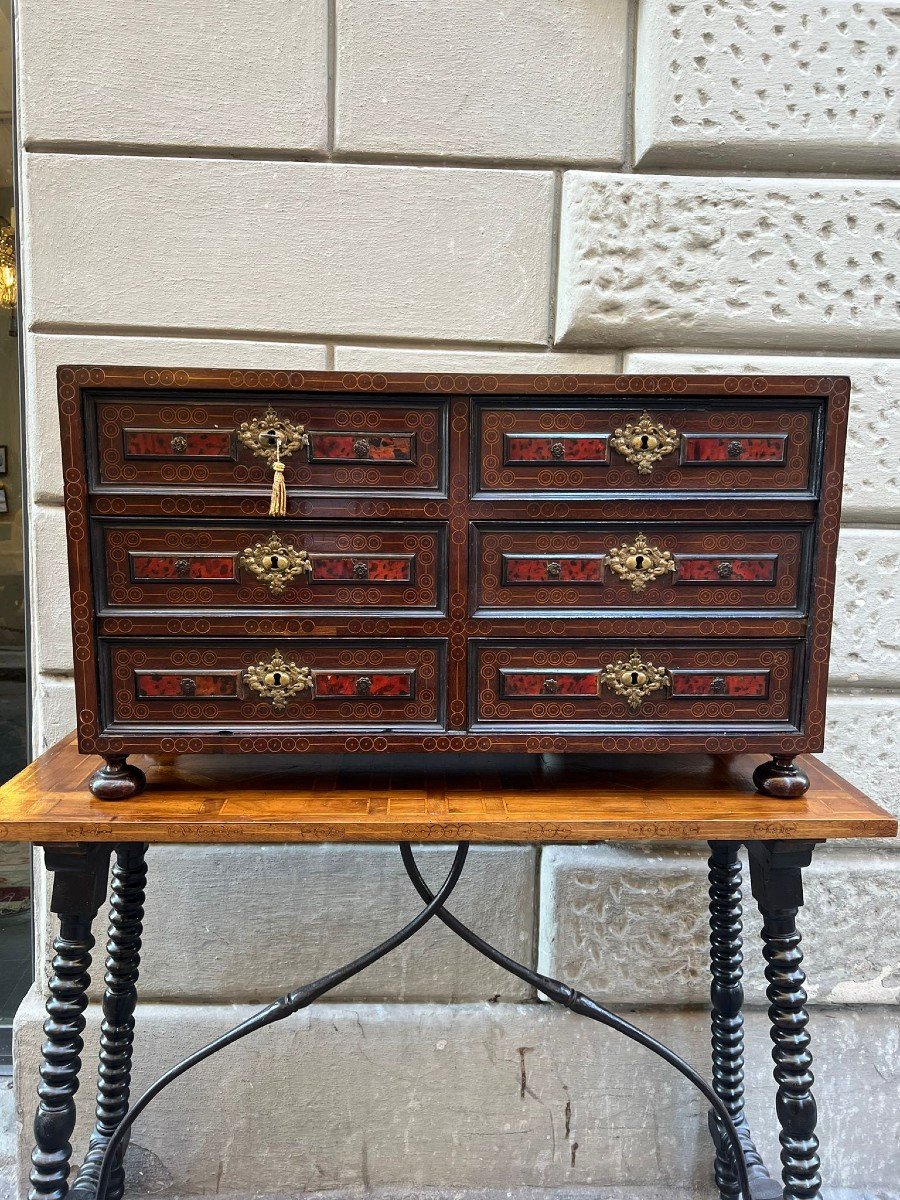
[57, 368, 849, 800]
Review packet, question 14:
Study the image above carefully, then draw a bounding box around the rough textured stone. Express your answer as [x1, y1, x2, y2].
[557, 173, 900, 351]
[26, 334, 327, 504]
[623, 352, 900, 522]
[23, 155, 554, 344]
[13, 995, 900, 1194]
[335, 0, 628, 164]
[17, 0, 328, 151]
[823, 692, 900, 825]
[333, 347, 619, 373]
[38, 845, 536, 1004]
[832, 529, 900, 687]
[539, 844, 900, 1007]
[634, 0, 900, 171]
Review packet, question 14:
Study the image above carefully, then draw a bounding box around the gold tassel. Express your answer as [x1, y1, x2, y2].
[269, 442, 287, 517]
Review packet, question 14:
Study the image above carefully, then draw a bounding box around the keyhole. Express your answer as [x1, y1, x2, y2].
[272, 672, 282, 686]
[270, 555, 280, 569]
[630, 671, 640, 684]
[640, 434, 650, 449]
[635, 555, 645, 569]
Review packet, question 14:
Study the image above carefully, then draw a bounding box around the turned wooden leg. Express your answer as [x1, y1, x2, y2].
[30, 845, 111, 1200]
[753, 755, 810, 800]
[71, 844, 148, 1200]
[708, 843, 779, 1200]
[748, 841, 822, 1200]
[88, 757, 146, 803]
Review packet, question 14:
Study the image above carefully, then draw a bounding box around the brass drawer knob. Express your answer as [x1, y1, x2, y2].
[170, 434, 188, 455]
[355, 676, 372, 695]
[542, 677, 559, 694]
[600, 650, 670, 710]
[353, 560, 370, 579]
[240, 533, 313, 596]
[607, 533, 676, 593]
[546, 561, 562, 579]
[174, 558, 191, 578]
[353, 438, 371, 458]
[180, 677, 197, 696]
[549, 441, 565, 460]
[610, 412, 678, 475]
[710, 676, 727, 694]
[244, 651, 314, 711]
[717, 561, 733, 579]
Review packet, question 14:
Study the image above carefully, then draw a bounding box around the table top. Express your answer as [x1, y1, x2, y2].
[0, 736, 894, 844]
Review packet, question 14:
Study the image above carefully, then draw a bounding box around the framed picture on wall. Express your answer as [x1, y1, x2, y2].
[0, 445, 6, 475]
[0, 484, 7, 513]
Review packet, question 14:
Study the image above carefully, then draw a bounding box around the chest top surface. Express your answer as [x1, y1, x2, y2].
[56, 368, 850, 801]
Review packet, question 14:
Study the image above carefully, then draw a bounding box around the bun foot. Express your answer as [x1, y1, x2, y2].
[752, 755, 810, 800]
[89, 756, 146, 801]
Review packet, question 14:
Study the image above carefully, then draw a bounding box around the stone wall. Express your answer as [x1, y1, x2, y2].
[13, 1, 900, 1196]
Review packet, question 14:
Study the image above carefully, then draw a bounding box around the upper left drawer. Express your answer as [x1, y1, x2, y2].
[87, 396, 448, 496]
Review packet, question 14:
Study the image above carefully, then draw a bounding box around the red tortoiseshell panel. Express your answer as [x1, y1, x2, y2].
[311, 557, 412, 583]
[135, 672, 239, 699]
[676, 556, 777, 584]
[503, 556, 605, 584]
[130, 555, 237, 582]
[681, 435, 787, 464]
[504, 434, 609, 464]
[314, 672, 413, 698]
[500, 672, 600, 697]
[123, 430, 235, 459]
[671, 672, 769, 698]
[308, 433, 415, 462]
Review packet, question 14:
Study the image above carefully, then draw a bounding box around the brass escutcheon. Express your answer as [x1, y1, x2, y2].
[237, 406, 309, 465]
[610, 412, 678, 475]
[239, 532, 313, 596]
[607, 533, 676, 593]
[600, 650, 670, 710]
[243, 650, 314, 711]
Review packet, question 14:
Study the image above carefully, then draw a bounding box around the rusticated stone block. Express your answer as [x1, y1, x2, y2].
[823, 692, 900, 822]
[333, 346, 619, 374]
[539, 844, 900, 1005]
[56, 844, 537, 1004]
[335, 0, 629, 164]
[18, 0, 329, 152]
[24, 155, 555, 344]
[624, 352, 900, 522]
[557, 173, 900, 350]
[634, 0, 900, 171]
[13, 995, 900, 1193]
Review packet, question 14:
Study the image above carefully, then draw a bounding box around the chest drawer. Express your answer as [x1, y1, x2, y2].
[90, 395, 447, 496]
[96, 521, 446, 615]
[473, 640, 801, 729]
[101, 639, 446, 729]
[473, 523, 810, 616]
[475, 402, 817, 496]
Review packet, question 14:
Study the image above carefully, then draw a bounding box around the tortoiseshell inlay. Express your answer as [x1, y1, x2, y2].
[311, 556, 413, 582]
[314, 672, 413, 698]
[500, 671, 600, 697]
[123, 429, 235, 459]
[676, 556, 777, 584]
[671, 672, 769, 698]
[681, 435, 787, 464]
[504, 434, 609, 464]
[135, 672, 239, 699]
[130, 554, 238, 582]
[503, 556, 605, 584]
[308, 433, 415, 462]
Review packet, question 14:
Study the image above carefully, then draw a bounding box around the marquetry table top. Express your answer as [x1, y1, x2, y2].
[0, 735, 894, 845]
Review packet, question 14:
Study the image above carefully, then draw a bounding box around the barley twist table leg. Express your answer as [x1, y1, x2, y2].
[29, 845, 111, 1200]
[72, 844, 148, 1200]
[748, 841, 822, 1200]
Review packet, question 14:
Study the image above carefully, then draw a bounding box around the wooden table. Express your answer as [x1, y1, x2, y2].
[1, 736, 895, 1200]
